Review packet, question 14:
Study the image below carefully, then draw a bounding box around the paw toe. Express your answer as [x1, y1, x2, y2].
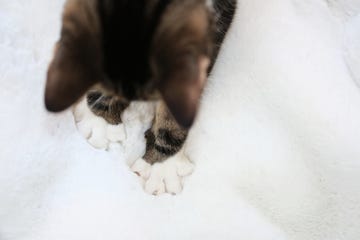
[107, 124, 126, 142]
[131, 159, 151, 179]
[87, 121, 109, 149]
[73, 100, 87, 122]
[176, 160, 194, 177]
[76, 119, 93, 139]
[145, 173, 166, 196]
[164, 174, 182, 195]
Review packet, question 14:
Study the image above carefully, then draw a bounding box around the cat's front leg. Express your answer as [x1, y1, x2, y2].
[73, 88, 129, 149]
[132, 101, 194, 195]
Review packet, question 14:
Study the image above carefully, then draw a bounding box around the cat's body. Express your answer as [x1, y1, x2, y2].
[45, 0, 236, 192]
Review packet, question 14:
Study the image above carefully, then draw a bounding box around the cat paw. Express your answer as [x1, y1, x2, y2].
[72, 98, 126, 149]
[131, 155, 194, 195]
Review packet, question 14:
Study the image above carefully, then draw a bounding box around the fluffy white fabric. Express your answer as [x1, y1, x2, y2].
[1, 0, 360, 239]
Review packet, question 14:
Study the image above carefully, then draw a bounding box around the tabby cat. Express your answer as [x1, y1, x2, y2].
[45, 0, 236, 187]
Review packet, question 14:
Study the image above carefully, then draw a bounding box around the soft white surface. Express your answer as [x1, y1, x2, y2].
[1, 0, 360, 239]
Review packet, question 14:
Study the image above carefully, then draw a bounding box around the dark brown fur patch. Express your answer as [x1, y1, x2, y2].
[87, 90, 129, 125]
[150, 0, 214, 127]
[45, 0, 102, 112]
[143, 101, 188, 164]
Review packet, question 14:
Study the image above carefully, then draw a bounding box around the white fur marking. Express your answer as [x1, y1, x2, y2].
[131, 152, 194, 195]
[73, 98, 126, 150]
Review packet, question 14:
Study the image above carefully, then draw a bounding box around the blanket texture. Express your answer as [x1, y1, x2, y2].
[1, 0, 360, 239]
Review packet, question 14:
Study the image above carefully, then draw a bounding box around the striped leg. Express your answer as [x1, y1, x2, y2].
[131, 101, 194, 195]
[143, 101, 188, 164]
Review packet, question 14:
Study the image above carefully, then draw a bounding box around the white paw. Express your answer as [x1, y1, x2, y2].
[72, 98, 126, 150]
[131, 154, 194, 195]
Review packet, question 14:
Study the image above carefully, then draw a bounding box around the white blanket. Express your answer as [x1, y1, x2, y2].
[1, 0, 360, 239]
